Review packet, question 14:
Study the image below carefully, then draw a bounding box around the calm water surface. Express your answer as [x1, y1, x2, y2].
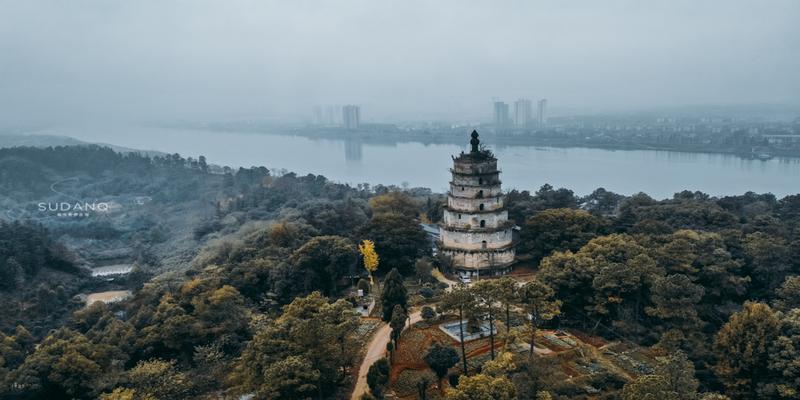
[53, 126, 800, 199]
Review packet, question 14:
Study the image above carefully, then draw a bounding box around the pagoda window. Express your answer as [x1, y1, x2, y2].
[480, 220, 486, 228]
[478, 178, 483, 184]
[479, 203, 485, 210]
[477, 190, 484, 198]
[458, 214, 462, 219]
[482, 240, 487, 249]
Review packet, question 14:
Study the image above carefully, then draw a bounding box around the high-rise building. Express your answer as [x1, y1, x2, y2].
[514, 98, 532, 128]
[324, 105, 342, 125]
[313, 106, 324, 125]
[342, 105, 360, 130]
[325, 106, 335, 125]
[493, 101, 510, 129]
[537, 99, 547, 126]
[439, 130, 515, 277]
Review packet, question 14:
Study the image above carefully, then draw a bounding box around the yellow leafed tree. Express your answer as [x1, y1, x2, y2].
[359, 239, 379, 284]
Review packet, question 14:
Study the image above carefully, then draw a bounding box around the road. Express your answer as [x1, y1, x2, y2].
[351, 310, 422, 400]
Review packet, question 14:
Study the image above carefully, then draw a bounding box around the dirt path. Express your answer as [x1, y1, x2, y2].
[351, 310, 422, 400]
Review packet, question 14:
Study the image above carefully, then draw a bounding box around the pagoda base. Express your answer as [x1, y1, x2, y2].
[440, 246, 515, 276]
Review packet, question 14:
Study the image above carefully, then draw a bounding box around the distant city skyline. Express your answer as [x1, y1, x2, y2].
[302, 100, 798, 126]
[491, 98, 547, 129]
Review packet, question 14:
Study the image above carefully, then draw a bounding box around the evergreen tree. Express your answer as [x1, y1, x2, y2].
[440, 284, 476, 374]
[424, 344, 459, 392]
[259, 356, 321, 400]
[380, 268, 407, 322]
[445, 374, 516, 400]
[290, 235, 357, 296]
[519, 208, 607, 262]
[471, 280, 501, 360]
[714, 302, 781, 398]
[518, 279, 561, 359]
[773, 275, 800, 312]
[238, 293, 359, 398]
[389, 305, 407, 350]
[621, 375, 678, 400]
[359, 213, 430, 274]
[494, 277, 519, 344]
[655, 351, 699, 399]
[367, 358, 390, 398]
[768, 308, 800, 398]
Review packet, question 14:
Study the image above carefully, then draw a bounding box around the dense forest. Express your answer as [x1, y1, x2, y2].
[0, 145, 798, 399]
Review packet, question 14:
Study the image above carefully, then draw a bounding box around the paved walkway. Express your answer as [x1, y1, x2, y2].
[351, 310, 422, 400]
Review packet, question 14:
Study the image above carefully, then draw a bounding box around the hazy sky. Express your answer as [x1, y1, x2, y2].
[1, 0, 799, 125]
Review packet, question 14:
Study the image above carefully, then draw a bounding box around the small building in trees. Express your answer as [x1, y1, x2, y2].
[439, 130, 515, 277]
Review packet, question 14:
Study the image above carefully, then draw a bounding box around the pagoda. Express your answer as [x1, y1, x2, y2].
[439, 130, 515, 277]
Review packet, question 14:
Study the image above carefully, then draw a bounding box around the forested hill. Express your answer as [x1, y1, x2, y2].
[0, 133, 87, 148]
[0, 145, 252, 267]
[0, 145, 272, 337]
[0, 144, 799, 399]
[0, 133, 164, 157]
[0, 220, 79, 286]
[0, 221, 89, 336]
[0, 145, 203, 200]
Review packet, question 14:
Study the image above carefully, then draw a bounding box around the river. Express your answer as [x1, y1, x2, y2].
[47, 126, 800, 199]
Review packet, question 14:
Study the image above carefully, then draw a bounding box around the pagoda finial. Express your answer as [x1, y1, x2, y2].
[470, 130, 480, 153]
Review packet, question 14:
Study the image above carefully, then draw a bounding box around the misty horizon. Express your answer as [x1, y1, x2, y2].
[1, 0, 799, 128]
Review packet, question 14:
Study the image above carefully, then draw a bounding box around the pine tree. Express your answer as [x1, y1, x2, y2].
[424, 343, 459, 392]
[380, 268, 407, 322]
[714, 302, 781, 398]
[390, 305, 407, 350]
[367, 358, 390, 398]
[518, 279, 561, 359]
[440, 284, 476, 374]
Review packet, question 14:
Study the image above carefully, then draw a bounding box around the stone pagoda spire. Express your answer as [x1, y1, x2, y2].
[439, 131, 515, 278]
[470, 130, 480, 153]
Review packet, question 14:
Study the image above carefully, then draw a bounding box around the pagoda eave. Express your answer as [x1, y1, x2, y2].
[442, 205, 507, 215]
[449, 169, 503, 176]
[438, 242, 516, 254]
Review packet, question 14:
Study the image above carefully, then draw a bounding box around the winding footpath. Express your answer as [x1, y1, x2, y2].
[351, 270, 456, 399]
[351, 310, 422, 400]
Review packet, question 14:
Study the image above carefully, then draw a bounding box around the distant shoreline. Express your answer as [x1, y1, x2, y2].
[6, 127, 798, 165]
[203, 126, 800, 162]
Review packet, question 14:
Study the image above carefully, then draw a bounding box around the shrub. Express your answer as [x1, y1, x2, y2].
[419, 287, 435, 298]
[421, 306, 437, 322]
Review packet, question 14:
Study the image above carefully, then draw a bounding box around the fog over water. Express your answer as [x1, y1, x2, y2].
[1, 0, 799, 125]
[52, 126, 800, 199]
